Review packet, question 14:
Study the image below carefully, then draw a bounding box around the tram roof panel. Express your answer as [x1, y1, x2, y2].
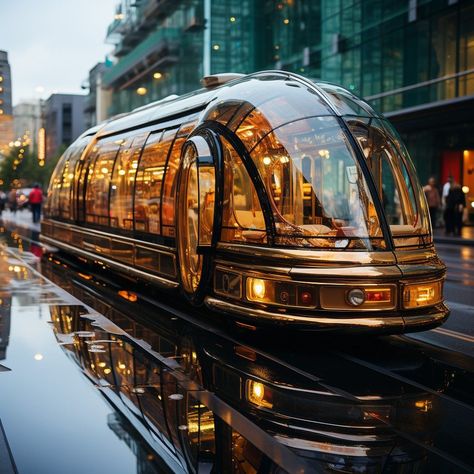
[95, 71, 381, 138]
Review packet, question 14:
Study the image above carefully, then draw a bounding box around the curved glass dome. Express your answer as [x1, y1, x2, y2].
[201, 73, 430, 250]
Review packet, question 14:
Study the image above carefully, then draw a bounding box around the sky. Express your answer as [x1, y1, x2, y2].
[1, 0, 118, 105]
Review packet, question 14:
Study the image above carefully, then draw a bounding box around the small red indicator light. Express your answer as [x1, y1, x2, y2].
[299, 290, 313, 306]
[365, 289, 391, 303]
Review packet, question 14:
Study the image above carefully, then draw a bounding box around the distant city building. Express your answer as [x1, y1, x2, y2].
[0, 50, 14, 156]
[101, 0, 474, 211]
[43, 94, 86, 158]
[13, 100, 42, 150]
[83, 62, 112, 129]
[102, 0, 206, 116]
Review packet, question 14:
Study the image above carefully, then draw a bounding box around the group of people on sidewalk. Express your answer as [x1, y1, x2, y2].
[0, 184, 44, 223]
[423, 176, 467, 236]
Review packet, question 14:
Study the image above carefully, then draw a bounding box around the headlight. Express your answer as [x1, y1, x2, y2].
[403, 281, 443, 309]
[247, 380, 273, 409]
[246, 277, 275, 303]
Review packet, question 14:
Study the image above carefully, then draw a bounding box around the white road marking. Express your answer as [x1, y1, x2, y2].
[432, 327, 474, 343]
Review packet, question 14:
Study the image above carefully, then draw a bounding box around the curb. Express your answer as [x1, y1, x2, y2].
[434, 237, 474, 247]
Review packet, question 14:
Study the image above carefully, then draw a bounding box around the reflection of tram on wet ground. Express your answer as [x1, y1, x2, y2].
[42, 71, 449, 334]
[41, 253, 474, 474]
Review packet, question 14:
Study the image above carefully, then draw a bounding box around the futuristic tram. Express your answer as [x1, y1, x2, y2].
[42, 71, 449, 333]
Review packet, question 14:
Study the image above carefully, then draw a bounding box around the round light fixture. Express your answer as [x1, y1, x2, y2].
[347, 288, 365, 306]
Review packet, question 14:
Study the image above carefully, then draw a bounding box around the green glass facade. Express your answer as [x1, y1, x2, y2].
[102, 0, 474, 214]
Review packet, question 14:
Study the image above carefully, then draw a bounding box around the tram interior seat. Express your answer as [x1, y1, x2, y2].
[233, 210, 266, 242]
[390, 224, 419, 245]
[299, 224, 333, 235]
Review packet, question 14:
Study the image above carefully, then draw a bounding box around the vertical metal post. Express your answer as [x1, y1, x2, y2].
[204, 0, 211, 76]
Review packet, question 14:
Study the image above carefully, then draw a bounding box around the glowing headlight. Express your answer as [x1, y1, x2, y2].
[403, 281, 443, 308]
[246, 278, 274, 302]
[247, 380, 273, 409]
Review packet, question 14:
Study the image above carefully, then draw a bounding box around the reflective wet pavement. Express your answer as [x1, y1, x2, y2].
[1, 219, 474, 473]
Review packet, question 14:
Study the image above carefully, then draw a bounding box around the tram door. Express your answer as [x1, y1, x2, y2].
[177, 133, 219, 303]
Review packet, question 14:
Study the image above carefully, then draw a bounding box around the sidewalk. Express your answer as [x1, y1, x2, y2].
[0, 209, 41, 233]
[433, 226, 474, 246]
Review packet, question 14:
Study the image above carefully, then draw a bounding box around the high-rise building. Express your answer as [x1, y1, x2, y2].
[13, 100, 42, 150]
[255, 0, 474, 215]
[0, 50, 14, 156]
[83, 62, 112, 129]
[43, 94, 86, 158]
[101, 0, 474, 215]
[102, 1, 205, 116]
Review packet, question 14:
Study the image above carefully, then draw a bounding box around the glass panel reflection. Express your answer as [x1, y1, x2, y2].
[251, 116, 384, 249]
[346, 116, 431, 247]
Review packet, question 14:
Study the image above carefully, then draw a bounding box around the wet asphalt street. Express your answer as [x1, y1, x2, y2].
[407, 243, 474, 354]
[0, 212, 473, 474]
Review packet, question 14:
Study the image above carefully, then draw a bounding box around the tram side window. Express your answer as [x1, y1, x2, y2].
[161, 121, 197, 237]
[134, 130, 175, 234]
[110, 133, 148, 230]
[76, 145, 99, 222]
[85, 137, 121, 225]
[234, 106, 273, 152]
[221, 137, 266, 243]
[58, 139, 88, 220]
[46, 150, 70, 218]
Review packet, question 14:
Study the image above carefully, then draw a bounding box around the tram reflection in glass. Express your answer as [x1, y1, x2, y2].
[42, 71, 448, 333]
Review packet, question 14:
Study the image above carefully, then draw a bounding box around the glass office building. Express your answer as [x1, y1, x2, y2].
[103, 0, 474, 216]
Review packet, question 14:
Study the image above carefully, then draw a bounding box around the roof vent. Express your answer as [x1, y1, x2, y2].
[201, 73, 245, 88]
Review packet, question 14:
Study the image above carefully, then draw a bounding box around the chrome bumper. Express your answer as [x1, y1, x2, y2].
[205, 296, 449, 334]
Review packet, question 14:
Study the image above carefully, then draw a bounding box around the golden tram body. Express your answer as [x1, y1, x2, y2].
[42, 71, 449, 333]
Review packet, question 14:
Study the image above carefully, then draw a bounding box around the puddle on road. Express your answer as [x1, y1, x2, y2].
[0, 222, 474, 473]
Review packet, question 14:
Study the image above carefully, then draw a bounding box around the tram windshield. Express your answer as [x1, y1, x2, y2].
[346, 116, 431, 247]
[250, 116, 385, 250]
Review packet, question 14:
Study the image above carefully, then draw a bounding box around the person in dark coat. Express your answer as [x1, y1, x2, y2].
[445, 182, 466, 236]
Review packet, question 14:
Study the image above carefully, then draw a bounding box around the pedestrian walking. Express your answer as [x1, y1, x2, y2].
[445, 182, 466, 236]
[0, 191, 6, 216]
[28, 184, 44, 223]
[423, 177, 441, 227]
[442, 176, 453, 207]
[8, 189, 18, 214]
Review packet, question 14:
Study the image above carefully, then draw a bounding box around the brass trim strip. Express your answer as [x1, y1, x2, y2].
[41, 235, 179, 290]
[44, 219, 175, 253]
[216, 242, 396, 265]
[205, 296, 405, 328]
